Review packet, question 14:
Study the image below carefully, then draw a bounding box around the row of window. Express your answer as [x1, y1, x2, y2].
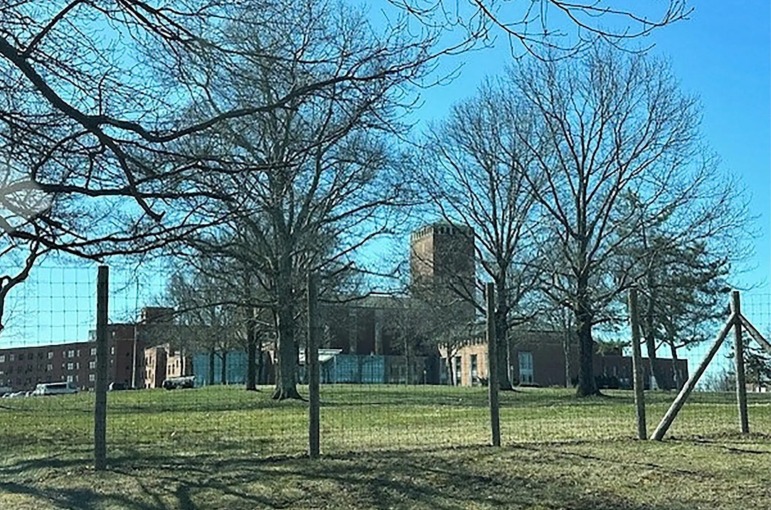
[0, 360, 106, 375]
[3, 373, 96, 387]
[445, 351, 535, 384]
[0, 347, 117, 364]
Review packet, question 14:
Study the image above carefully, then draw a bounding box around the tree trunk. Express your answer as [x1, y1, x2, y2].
[272, 266, 302, 400]
[257, 338, 264, 385]
[246, 316, 258, 391]
[208, 349, 215, 386]
[563, 328, 572, 388]
[575, 288, 599, 397]
[220, 350, 228, 385]
[643, 287, 669, 390]
[669, 342, 681, 389]
[446, 355, 455, 385]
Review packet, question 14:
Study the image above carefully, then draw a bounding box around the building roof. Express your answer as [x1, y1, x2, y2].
[298, 349, 343, 365]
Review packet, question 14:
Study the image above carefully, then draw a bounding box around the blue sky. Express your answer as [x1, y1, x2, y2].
[398, 2, 770, 381]
[410, 2, 770, 292]
[2, 3, 769, 360]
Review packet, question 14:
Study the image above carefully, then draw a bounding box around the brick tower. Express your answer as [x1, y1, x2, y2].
[410, 222, 476, 323]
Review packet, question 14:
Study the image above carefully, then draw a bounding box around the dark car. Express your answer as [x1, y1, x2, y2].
[108, 382, 128, 391]
[162, 376, 195, 390]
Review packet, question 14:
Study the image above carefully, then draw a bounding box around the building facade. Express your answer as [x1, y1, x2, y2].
[0, 307, 176, 392]
[410, 222, 477, 325]
[142, 343, 194, 389]
[446, 331, 689, 389]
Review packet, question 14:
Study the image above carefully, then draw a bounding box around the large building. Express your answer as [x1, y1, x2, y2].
[143, 343, 193, 388]
[446, 331, 689, 389]
[0, 307, 175, 392]
[0, 325, 139, 392]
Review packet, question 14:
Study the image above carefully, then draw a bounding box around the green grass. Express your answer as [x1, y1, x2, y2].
[1, 385, 770, 509]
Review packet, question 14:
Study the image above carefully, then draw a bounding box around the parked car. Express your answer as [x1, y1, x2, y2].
[108, 382, 128, 391]
[162, 376, 195, 390]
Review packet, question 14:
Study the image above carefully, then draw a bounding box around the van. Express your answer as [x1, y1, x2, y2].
[32, 381, 79, 396]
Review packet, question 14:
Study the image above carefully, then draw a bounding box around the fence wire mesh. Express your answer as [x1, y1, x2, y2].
[1, 267, 770, 466]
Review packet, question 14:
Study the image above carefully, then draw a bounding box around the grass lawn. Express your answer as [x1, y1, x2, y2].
[1, 385, 770, 509]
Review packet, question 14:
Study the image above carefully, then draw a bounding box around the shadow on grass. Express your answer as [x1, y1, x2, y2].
[0, 445, 716, 510]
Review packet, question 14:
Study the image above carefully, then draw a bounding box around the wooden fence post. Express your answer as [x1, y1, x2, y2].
[732, 291, 749, 434]
[651, 313, 735, 440]
[486, 283, 501, 447]
[94, 265, 109, 471]
[307, 272, 321, 458]
[629, 289, 647, 440]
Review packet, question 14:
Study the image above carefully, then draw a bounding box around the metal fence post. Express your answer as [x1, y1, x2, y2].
[308, 272, 320, 458]
[94, 265, 109, 471]
[629, 289, 647, 440]
[732, 291, 749, 434]
[486, 283, 501, 447]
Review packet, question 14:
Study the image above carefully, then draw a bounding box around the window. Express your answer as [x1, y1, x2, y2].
[46, 364, 53, 372]
[0, 355, 4, 363]
[89, 374, 95, 382]
[454, 356, 462, 385]
[470, 354, 478, 384]
[518, 351, 534, 385]
[89, 361, 96, 370]
[47, 351, 53, 359]
[76, 362, 80, 370]
[67, 363, 74, 371]
[66, 375, 74, 382]
[110, 347, 115, 355]
[90, 348, 97, 356]
[9, 354, 14, 362]
[18, 353, 23, 361]
[76, 350, 80, 357]
[67, 350, 75, 358]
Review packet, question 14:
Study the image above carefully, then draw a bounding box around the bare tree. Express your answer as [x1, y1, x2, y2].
[380, 288, 474, 385]
[0, 1, 440, 332]
[168, 0, 432, 400]
[505, 45, 740, 396]
[165, 266, 244, 385]
[388, 0, 690, 58]
[418, 82, 545, 389]
[616, 184, 747, 390]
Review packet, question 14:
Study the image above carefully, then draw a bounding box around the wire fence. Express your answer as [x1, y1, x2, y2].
[1, 265, 770, 469]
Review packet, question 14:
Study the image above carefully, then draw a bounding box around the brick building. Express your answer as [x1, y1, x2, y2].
[143, 343, 193, 388]
[0, 307, 175, 392]
[0, 328, 139, 392]
[410, 222, 476, 325]
[446, 331, 689, 389]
